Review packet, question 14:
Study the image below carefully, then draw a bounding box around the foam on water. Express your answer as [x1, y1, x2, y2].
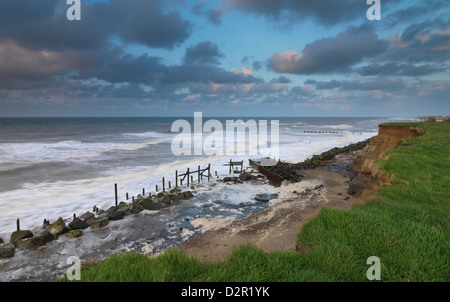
[0, 117, 394, 237]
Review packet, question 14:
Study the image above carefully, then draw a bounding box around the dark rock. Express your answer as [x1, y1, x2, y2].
[170, 187, 182, 194]
[67, 229, 83, 238]
[87, 217, 109, 229]
[69, 217, 89, 230]
[106, 206, 119, 214]
[10, 230, 33, 244]
[140, 198, 156, 210]
[15, 230, 53, 250]
[254, 193, 277, 203]
[182, 191, 194, 200]
[108, 210, 124, 221]
[0, 237, 3, 244]
[0, 243, 15, 258]
[46, 217, 68, 236]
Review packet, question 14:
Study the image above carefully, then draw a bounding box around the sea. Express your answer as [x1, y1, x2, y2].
[0, 116, 418, 237]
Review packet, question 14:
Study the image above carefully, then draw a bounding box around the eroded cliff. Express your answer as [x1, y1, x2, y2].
[348, 124, 423, 197]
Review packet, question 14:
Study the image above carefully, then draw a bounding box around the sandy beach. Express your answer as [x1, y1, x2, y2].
[181, 152, 365, 262]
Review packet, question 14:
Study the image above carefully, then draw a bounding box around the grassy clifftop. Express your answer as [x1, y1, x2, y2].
[67, 122, 449, 282]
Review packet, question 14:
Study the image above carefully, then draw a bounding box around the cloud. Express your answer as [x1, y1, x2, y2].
[183, 41, 225, 65]
[219, 0, 371, 26]
[268, 25, 388, 75]
[356, 63, 447, 77]
[0, 0, 193, 51]
[306, 77, 406, 92]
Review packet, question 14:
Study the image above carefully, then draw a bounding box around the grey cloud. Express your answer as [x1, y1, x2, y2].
[268, 24, 388, 75]
[357, 63, 447, 77]
[0, 0, 193, 51]
[183, 41, 225, 65]
[306, 77, 406, 91]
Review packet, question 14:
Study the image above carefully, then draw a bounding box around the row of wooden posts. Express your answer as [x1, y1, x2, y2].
[13, 160, 246, 231]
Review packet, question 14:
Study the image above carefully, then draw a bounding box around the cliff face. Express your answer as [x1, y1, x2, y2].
[348, 125, 422, 196]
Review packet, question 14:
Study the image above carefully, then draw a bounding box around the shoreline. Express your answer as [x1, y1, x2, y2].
[0, 142, 367, 282]
[181, 151, 364, 261]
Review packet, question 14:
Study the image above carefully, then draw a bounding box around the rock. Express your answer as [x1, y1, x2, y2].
[46, 217, 68, 236]
[14, 230, 53, 250]
[0, 243, 15, 258]
[69, 217, 89, 230]
[108, 210, 124, 221]
[0, 237, 3, 244]
[254, 193, 277, 203]
[79, 211, 95, 222]
[106, 206, 119, 214]
[10, 230, 33, 244]
[67, 229, 83, 238]
[131, 202, 144, 214]
[140, 198, 156, 210]
[169, 187, 182, 194]
[87, 217, 109, 229]
[118, 202, 128, 208]
[182, 191, 194, 200]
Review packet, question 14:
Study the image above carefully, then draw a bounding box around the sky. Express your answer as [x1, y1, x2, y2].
[0, 0, 449, 117]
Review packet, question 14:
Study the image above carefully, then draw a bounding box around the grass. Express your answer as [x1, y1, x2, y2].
[64, 122, 449, 282]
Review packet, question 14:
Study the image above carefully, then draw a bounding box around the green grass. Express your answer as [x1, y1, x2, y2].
[65, 122, 450, 282]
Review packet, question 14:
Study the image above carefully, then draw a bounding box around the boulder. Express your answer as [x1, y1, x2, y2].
[14, 230, 53, 250]
[46, 217, 68, 236]
[0, 243, 15, 258]
[0, 237, 3, 244]
[67, 229, 83, 238]
[69, 217, 89, 230]
[10, 230, 33, 244]
[106, 206, 119, 214]
[79, 211, 95, 222]
[87, 217, 109, 229]
[182, 191, 194, 200]
[140, 198, 156, 210]
[108, 210, 124, 221]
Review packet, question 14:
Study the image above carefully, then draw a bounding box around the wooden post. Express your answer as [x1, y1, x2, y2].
[187, 168, 190, 187]
[156, 185, 159, 192]
[132, 196, 135, 203]
[126, 192, 129, 200]
[180, 179, 183, 186]
[114, 183, 118, 207]
[191, 176, 193, 184]
[229, 159, 232, 174]
[169, 181, 171, 189]
[215, 171, 217, 177]
[175, 170, 178, 188]
[143, 188, 145, 196]
[198, 165, 200, 184]
[163, 177, 165, 192]
[208, 164, 211, 181]
[73, 214, 76, 220]
[16, 218, 20, 231]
